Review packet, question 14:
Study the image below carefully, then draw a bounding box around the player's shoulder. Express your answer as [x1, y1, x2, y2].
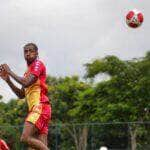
[33, 59, 45, 67]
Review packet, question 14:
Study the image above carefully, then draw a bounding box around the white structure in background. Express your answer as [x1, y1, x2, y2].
[99, 146, 108, 150]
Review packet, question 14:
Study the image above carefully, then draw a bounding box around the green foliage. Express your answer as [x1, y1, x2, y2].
[0, 51, 149, 149]
[84, 53, 150, 123]
[47, 75, 91, 123]
[0, 99, 27, 149]
[0, 95, 3, 100]
[84, 52, 150, 149]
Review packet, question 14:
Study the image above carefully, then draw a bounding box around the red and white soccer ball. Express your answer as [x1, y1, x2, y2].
[126, 9, 144, 28]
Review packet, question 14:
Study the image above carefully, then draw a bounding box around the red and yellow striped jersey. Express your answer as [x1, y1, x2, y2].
[24, 59, 49, 111]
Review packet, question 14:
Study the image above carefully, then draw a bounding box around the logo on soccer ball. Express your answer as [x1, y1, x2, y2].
[126, 9, 144, 28]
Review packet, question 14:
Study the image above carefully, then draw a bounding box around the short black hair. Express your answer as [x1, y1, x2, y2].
[24, 43, 38, 51]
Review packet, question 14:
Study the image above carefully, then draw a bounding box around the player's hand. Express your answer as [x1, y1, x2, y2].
[1, 64, 11, 74]
[0, 65, 10, 81]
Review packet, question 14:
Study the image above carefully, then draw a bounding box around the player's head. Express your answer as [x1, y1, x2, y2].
[23, 43, 38, 65]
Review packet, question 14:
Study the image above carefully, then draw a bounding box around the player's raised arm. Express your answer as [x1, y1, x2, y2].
[0, 66, 25, 99]
[6, 79, 25, 99]
[1, 64, 38, 88]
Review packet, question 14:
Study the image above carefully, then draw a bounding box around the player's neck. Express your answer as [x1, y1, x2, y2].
[27, 58, 38, 66]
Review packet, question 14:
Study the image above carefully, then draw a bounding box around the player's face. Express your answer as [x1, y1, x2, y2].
[24, 45, 38, 64]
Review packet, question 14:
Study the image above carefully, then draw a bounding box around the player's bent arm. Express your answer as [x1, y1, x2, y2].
[6, 78, 25, 99]
[2, 63, 38, 88]
[9, 71, 38, 88]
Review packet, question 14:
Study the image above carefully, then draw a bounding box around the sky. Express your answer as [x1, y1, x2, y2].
[0, 0, 150, 102]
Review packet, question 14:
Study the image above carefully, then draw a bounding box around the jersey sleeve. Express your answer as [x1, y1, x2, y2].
[30, 60, 44, 77]
[0, 139, 10, 150]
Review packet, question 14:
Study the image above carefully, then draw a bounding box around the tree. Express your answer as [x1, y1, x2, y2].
[82, 52, 150, 149]
[0, 99, 27, 149]
[47, 75, 91, 150]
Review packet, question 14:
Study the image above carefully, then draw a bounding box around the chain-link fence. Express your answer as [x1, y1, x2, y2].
[0, 122, 150, 150]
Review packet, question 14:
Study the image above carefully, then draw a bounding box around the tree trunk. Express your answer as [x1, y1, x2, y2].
[79, 127, 89, 150]
[66, 125, 89, 150]
[129, 125, 137, 150]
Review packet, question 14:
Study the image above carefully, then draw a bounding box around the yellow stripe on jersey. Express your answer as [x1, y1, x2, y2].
[25, 79, 41, 111]
[26, 90, 41, 111]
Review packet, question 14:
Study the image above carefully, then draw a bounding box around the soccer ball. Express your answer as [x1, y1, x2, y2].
[100, 146, 108, 150]
[126, 9, 144, 28]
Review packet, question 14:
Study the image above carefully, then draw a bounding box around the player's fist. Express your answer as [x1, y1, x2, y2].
[0, 65, 4, 72]
[1, 64, 11, 74]
[0, 65, 9, 81]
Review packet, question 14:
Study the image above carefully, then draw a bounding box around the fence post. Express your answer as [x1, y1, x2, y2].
[91, 123, 94, 150]
[55, 123, 61, 150]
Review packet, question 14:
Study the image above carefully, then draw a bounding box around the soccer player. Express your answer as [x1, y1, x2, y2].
[0, 43, 51, 150]
[0, 139, 10, 150]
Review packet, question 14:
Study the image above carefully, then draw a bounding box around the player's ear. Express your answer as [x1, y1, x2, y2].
[36, 51, 38, 57]
[37, 52, 39, 59]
